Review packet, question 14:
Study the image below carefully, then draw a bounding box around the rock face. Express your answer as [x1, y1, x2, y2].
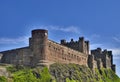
[49, 63, 119, 82]
[0, 67, 9, 77]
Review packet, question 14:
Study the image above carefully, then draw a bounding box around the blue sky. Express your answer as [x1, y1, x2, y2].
[0, 0, 120, 77]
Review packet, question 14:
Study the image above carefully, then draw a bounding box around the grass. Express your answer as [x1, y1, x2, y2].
[0, 63, 118, 82]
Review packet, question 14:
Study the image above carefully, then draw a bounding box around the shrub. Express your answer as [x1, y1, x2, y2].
[0, 76, 7, 82]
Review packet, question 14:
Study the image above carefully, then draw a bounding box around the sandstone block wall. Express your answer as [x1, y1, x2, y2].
[46, 40, 88, 66]
[0, 47, 32, 66]
[91, 48, 114, 70]
[0, 29, 116, 72]
[61, 37, 89, 55]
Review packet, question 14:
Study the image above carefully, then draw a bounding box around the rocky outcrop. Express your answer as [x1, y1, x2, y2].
[0, 63, 119, 82]
[49, 63, 119, 82]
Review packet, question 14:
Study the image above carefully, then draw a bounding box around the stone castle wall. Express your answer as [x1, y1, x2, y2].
[46, 40, 88, 66]
[90, 48, 115, 72]
[61, 37, 89, 55]
[0, 47, 32, 66]
[0, 29, 116, 72]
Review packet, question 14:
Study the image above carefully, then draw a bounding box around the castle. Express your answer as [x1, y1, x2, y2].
[0, 29, 116, 72]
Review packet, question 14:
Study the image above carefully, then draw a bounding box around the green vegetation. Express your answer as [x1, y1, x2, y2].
[50, 63, 120, 82]
[0, 63, 119, 82]
[6, 66, 52, 82]
[0, 76, 7, 82]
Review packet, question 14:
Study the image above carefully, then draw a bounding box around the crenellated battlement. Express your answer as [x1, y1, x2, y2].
[90, 48, 115, 72]
[60, 37, 89, 55]
[0, 29, 115, 72]
[31, 29, 48, 37]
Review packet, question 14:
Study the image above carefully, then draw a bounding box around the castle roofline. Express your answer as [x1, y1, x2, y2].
[0, 46, 29, 53]
[32, 29, 48, 34]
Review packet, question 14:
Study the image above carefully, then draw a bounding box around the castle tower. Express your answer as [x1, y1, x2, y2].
[112, 64, 116, 72]
[85, 41, 89, 54]
[29, 29, 48, 67]
[61, 37, 89, 55]
[78, 37, 84, 53]
[97, 59, 103, 69]
[79, 37, 89, 54]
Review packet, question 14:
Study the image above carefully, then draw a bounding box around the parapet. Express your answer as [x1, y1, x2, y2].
[61, 39, 66, 44]
[70, 38, 74, 42]
[79, 37, 84, 41]
[102, 49, 108, 54]
[91, 47, 102, 55]
[60, 37, 89, 54]
[32, 29, 48, 34]
[85, 41, 89, 47]
[32, 29, 48, 37]
[112, 64, 116, 72]
[108, 51, 112, 56]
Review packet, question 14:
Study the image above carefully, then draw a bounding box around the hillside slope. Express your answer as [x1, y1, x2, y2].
[0, 63, 119, 82]
[50, 63, 120, 82]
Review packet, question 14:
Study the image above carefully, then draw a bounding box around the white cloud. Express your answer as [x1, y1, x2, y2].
[113, 37, 120, 43]
[112, 49, 120, 59]
[0, 25, 80, 45]
[0, 36, 29, 45]
[85, 34, 100, 43]
[31, 25, 80, 34]
[50, 26, 79, 33]
[90, 43, 103, 49]
[108, 48, 120, 55]
[113, 55, 120, 60]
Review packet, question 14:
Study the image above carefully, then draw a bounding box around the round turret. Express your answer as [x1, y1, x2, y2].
[32, 29, 48, 38]
[30, 29, 48, 67]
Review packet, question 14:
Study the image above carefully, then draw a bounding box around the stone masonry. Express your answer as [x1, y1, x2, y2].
[0, 29, 116, 72]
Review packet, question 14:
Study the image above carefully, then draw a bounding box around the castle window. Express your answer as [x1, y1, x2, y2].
[56, 48, 57, 50]
[74, 55, 76, 59]
[45, 33, 47, 36]
[71, 54, 73, 58]
[65, 58, 66, 60]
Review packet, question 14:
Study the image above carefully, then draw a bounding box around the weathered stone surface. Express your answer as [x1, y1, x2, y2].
[0, 66, 9, 77]
[0, 29, 115, 72]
